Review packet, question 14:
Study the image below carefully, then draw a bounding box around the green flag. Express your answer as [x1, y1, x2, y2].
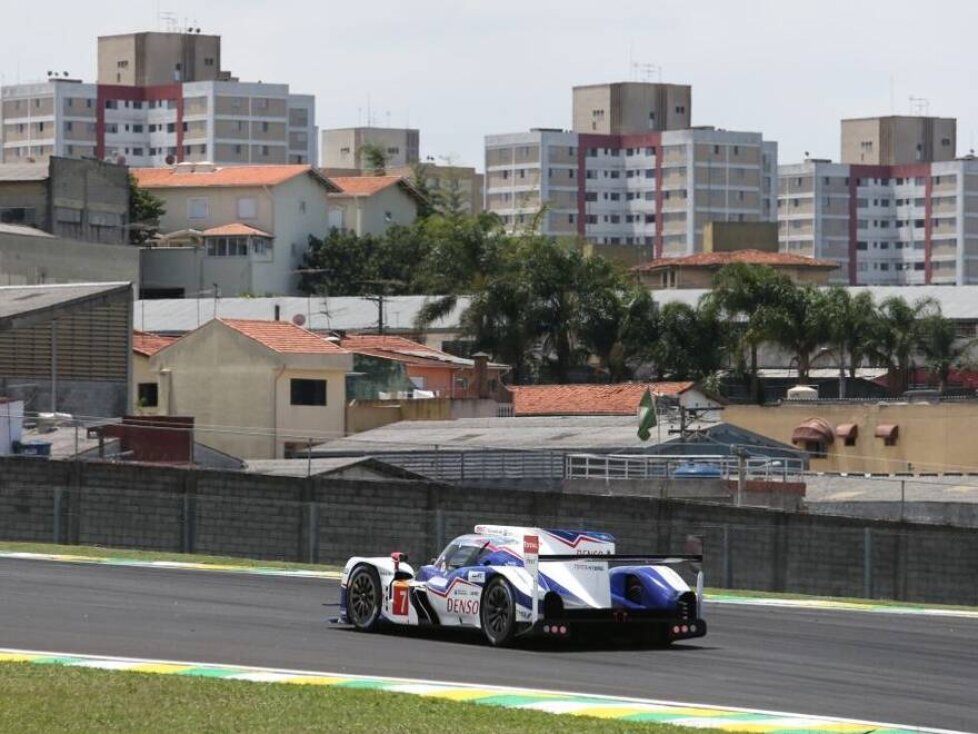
[637, 388, 657, 441]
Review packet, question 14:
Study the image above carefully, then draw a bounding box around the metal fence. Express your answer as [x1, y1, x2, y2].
[564, 454, 806, 482]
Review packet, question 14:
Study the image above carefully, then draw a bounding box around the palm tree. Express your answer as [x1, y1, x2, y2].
[762, 284, 834, 384]
[707, 263, 793, 401]
[824, 289, 880, 397]
[876, 296, 939, 395]
[916, 314, 977, 393]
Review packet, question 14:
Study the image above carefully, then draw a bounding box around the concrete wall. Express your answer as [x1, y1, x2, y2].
[1, 456, 976, 604]
[0, 231, 139, 286]
[703, 221, 778, 252]
[346, 398, 452, 435]
[725, 402, 978, 474]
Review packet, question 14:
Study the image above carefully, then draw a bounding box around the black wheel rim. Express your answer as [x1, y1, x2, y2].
[484, 584, 511, 638]
[349, 571, 377, 626]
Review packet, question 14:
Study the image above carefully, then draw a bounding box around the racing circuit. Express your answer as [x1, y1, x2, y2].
[1, 556, 976, 732]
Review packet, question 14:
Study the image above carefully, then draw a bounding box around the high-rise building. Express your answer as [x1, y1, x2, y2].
[779, 116, 978, 285]
[841, 116, 956, 166]
[0, 31, 317, 167]
[485, 82, 777, 257]
[321, 127, 420, 171]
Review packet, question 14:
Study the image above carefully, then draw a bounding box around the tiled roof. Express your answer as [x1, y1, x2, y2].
[339, 334, 477, 367]
[219, 319, 347, 354]
[133, 165, 325, 190]
[328, 175, 406, 196]
[510, 383, 695, 417]
[133, 331, 176, 357]
[201, 223, 273, 237]
[632, 249, 839, 272]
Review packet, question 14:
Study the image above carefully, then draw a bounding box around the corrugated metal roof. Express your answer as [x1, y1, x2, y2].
[0, 282, 131, 322]
[0, 223, 55, 238]
[133, 295, 471, 334]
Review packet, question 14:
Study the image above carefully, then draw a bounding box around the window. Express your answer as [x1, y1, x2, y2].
[188, 198, 209, 219]
[261, 121, 270, 133]
[261, 145, 270, 156]
[386, 146, 400, 155]
[137, 383, 158, 408]
[802, 441, 827, 459]
[204, 57, 215, 67]
[237, 197, 258, 219]
[289, 379, 326, 406]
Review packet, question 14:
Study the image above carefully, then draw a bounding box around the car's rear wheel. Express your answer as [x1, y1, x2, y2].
[346, 565, 382, 631]
[480, 577, 518, 646]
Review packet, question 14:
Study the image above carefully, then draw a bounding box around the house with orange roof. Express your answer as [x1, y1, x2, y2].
[326, 175, 424, 236]
[132, 330, 176, 414]
[508, 382, 721, 418]
[339, 334, 509, 400]
[632, 249, 839, 290]
[148, 318, 352, 459]
[133, 163, 340, 298]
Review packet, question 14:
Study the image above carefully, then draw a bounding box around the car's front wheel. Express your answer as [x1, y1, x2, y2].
[480, 577, 518, 646]
[346, 565, 382, 632]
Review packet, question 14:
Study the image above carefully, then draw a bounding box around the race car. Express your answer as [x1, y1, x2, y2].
[336, 524, 706, 647]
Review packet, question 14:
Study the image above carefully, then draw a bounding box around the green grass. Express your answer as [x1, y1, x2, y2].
[0, 663, 699, 734]
[705, 586, 978, 612]
[0, 541, 341, 573]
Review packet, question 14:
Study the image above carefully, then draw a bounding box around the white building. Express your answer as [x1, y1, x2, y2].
[485, 127, 777, 255]
[1, 78, 316, 167]
[778, 157, 978, 285]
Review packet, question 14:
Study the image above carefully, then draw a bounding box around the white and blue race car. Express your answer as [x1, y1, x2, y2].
[337, 524, 706, 647]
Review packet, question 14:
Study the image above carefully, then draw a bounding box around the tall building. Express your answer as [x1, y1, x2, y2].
[779, 116, 977, 285]
[0, 31, 317, 167]
[485, 82, 777, 257]
[321, 127, 420, 171]
[841, 116, 956, 166]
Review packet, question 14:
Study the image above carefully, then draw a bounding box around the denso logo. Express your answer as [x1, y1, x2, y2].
[446, 598, 480, 615]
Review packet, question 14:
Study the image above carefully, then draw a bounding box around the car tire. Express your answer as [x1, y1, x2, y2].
[480, 577, 518, 647]
[346, 564, 383, 632]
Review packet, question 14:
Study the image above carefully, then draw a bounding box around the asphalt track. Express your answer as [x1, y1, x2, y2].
[1, 558, 975, 732]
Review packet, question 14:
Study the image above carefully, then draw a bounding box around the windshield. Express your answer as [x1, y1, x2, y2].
[434, 539, 491, 571]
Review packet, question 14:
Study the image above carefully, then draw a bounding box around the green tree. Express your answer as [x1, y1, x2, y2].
[916, 314, 976, 394]
[651, 301, 726, 380]
[707, 263, 791, 401]
[761, 284, 834, 384]
[127, 175, 166, 244]
[876, 295, 939, 395]
[358, 143, 388, 176]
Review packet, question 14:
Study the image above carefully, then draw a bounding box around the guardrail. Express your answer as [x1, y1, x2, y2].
[564, 454, 806, 482]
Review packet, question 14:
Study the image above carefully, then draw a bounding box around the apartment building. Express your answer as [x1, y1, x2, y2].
[778, 117, 978, 285]
[485, 126, 777, 255]
[1, 32, 316, 166]
[321, 127, 420, 171]
[485, 82, 777, 256]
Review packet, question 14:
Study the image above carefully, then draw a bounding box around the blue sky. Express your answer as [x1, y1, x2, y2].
[3, 0, 976, 168]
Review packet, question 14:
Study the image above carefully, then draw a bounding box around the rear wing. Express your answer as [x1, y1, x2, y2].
[538, 554, 702, 563]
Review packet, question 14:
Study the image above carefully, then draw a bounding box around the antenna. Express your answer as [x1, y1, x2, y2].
[909, 96, 929, 117]
[631, 62, 662, 83]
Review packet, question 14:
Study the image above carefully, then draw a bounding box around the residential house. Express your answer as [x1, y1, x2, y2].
[341, 334, 508, 399]
[632, 250, 839, 290]
[326, 176, 422, 236]
[133, 163, 339, 297]
[132, 330, 175, 413]
[149, 318, 352, 459]
[508, 382, 721, 417]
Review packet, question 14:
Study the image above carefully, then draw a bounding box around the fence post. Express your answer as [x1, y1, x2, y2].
[863, 527, 873, 599]
[723, 524, 732, 588]
[52, 487, 63, 544]
[307, 501, 319, 564]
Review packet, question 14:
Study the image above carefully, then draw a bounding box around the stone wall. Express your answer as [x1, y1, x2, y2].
[1, 456, 976, 604]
